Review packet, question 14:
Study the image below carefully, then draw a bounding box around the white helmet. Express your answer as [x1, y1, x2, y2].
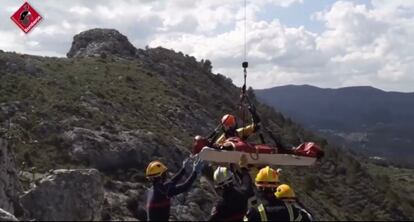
[213, 167, 234, 188]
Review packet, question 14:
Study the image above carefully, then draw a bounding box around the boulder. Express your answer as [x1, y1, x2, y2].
[67, 28, 137, 59]
[20, 169, 104, 221]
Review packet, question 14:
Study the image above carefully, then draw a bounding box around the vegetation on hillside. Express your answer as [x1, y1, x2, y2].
[1, 49, 413, 220]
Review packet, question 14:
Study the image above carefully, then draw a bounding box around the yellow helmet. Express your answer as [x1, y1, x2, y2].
[146, 161, 168, 178]
[255, 166, 279, 188]
[275, 184, 296, 199]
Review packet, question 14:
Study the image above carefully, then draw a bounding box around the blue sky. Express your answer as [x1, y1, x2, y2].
[258, 0, 372, 33]
[0, 0, 413, 92]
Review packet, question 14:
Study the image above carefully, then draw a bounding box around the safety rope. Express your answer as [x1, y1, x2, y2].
[238, 0, 260, 162]
[240, 0, 248, 142]
[240, 0, 249, 132]
[238, 0, 265, 162]
[244, 0, 247, 62]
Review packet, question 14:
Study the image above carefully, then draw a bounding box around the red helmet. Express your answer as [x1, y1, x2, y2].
[221, 114, 236, 129]
[192, 135, 210, 154]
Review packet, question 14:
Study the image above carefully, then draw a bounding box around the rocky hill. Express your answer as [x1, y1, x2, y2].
[0, 29, 413, 221]
[255, 85, 414, 167]
[67, 28, 137, 59]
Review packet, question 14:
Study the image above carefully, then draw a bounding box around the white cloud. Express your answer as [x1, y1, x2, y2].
[313, 1, 414, 90]
[262, 0, 303, 8]
[62, 20, 72, 30]
[69, 6, 92, 16]
[27, 41, 40, 47]
[148, 0, 414, 91]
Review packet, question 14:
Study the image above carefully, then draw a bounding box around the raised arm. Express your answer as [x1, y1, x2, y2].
[166, 158, 204, 197]
[238, 155, 255, 197]
[248, 104, 261, 127]
[167, 171, 198, 197]
[168, 164, 187, 184]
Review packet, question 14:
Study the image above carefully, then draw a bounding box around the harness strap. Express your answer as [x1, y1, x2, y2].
[294, 203, 312, 221]
[285, 202, 294, 221]
[285, 202, 304, 221]
[258, 204, 268, 221]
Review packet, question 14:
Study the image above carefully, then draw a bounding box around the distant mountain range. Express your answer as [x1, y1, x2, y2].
[256, 85, 414, 167]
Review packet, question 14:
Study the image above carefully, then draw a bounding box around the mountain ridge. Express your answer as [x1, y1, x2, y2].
[261, 84, 414, 94]
[255, 84, 414, 167]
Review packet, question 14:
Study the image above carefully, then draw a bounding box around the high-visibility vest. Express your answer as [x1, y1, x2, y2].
[284, 202, 313, 221]
[258, 204, 268, 221]
[243, 203, 267, 222]
[284, 202, 302, 221]
[244, 202, 311, 221]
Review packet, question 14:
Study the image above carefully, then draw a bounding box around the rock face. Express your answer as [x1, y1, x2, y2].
[67, 28, 137, 58]
[62, 127, 189, 172]
[102, 174, 217, 221]
[0, 208, 18, 221]
[170, 176, 217, 221]
[0, 139, 23, 215]
[20, 169, 104, 221]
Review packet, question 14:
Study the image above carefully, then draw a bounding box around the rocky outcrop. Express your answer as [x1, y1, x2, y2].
[0, 139, 23, 215]
[62, 127, 189, 172]
[102, 180, 148, 221]
[170, 177, 217, 221]
[67, 28, 137, 59]
[20, 169, 104, 221]
[0, 208, 18, 221]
